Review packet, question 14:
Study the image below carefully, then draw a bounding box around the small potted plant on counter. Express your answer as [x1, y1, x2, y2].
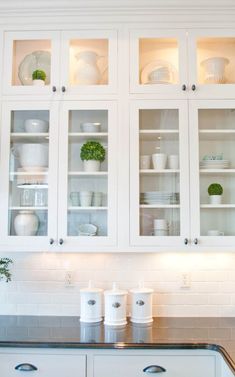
[32, 69, 46, 86]
[0, 258, 13, 282]
[208, 183, 223, 204]
[80, 140, 106, 172]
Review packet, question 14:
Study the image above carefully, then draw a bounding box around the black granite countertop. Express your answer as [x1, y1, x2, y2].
[0, 316, 234, 373]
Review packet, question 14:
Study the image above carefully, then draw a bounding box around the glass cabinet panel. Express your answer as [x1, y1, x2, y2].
[58, 102, 117, 247]
[190, 100, 235, 246]
[130, 30, 187, 94]
[3, 31, 60, 95]
[130, 101, 189, 247]
[199, 108, 235, 237]
[0, 102, 58, 247]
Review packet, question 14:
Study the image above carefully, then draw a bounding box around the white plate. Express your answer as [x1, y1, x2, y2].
[18, 50, 51, 86]
[141, 60, 178, 85]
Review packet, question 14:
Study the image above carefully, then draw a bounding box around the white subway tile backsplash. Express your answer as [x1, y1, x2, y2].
[0, 252, 235, 317]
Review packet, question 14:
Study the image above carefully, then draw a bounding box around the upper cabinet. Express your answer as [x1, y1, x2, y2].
[3, 30, 117, 96]
[130, 29, 235, 98]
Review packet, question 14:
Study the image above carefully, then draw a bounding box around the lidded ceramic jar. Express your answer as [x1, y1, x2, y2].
[104, 283, 127, 326]
[129, 281, 154, 324]
[80, 281, 103, 323]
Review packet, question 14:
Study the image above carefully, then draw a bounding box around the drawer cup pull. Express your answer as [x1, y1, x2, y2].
[15, 363, 38, 372]
[143, 365, 166, 373]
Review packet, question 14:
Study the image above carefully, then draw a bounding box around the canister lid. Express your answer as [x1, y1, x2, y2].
[129, 281, 154, 294]
[104, 282, 127, 296]
[80, 280, 103, 293]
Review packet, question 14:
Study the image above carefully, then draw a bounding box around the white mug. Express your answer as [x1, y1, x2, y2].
[140, 155, 151, 169]
[79, 191, 93, 207]
[154, 219, 168, 230]
[207, 230, 224, 236]
[168, 154, 179, 169]
[152, 153, 167, 170]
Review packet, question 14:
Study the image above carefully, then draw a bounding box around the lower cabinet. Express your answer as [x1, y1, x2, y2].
[0, 347, 233, 377]
[0, 351, 86, 377]
[93, 354, 216, 377]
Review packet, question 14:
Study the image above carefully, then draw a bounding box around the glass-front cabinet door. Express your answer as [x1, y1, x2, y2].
[188, 30, 235, 98]
[190, 100, 235, 247]
[0, 102, 59, 249]
[57, 101, 117, 249]
[130, 100, 190, 247]
[3, 31, 60, 95]
[60, 30, 117, 94]
[129, 30, 188, 95]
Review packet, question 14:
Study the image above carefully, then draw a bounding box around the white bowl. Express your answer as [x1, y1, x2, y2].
[81, 122, 101, 133]
[24, 119, 49, 133]
[201, 57, 229, 84]
[78, 223, 97, 236]
[19, 144, 49, 168]
[148, 67, 170, 83]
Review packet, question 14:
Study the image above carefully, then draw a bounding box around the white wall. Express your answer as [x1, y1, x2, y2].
[1, 252, 235, 317]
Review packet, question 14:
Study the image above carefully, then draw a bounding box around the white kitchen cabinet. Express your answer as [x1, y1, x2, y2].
[3, 29, 117, 96]
[0, 347, 233, 377]
[0, 351, 86, 377]
[130, 100, 190, 247]
[0, 100, 117, 251]
[130, 29, 235, 99]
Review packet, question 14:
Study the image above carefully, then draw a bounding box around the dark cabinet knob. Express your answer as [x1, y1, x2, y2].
[61, 86, 66, 92]
[182, 84, 187, 91]
[184, 238, 189, 245]
[49, 238, 54, 245]
[15, 363, 38, 371]
[191, 84, 196, 91]
[52, 86, 56, 92]
[194, 238, 198, 245]
[59, 238, 64, 245]
[143, 365, 166, 373]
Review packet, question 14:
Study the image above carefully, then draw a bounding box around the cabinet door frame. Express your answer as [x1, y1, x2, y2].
[130, 99, 190, 248]
[129, 29, 188, 97]
[189, 99, 235, 247]
[3, 30, 61, 96]
[188, 29, 235, 99]
[57, 100, 117, 250]
[60, 30, 118, 95]
[0, 101, 59, 251]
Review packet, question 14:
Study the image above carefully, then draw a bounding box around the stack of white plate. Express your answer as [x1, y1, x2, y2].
[200, 160, 229, 169]
[140, 191, 180, 205]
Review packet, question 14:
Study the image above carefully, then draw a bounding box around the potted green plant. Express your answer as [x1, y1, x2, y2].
[80, 140, 106, 172]
[0, 258, 13, 282]
[32, 69, 46, 86]
[208, 183, 223, 204]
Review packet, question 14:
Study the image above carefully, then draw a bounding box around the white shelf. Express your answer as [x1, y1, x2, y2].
[69, 132, 108, 142]
[200, 169, 235, 173]
[139, 130, 179, 134]
[9, 206, 48, 210]
[10, 133, 49, 142]
[10, 171, 48, 176]
[199, 129, 235, 141]
[68, 206, 108, 210]
[140, 169, 180, 174]
[139, 129, 179, 141]
[68, 171, 108, 176]
[140, 204, 180, 208]
[201, 204, 235, 208]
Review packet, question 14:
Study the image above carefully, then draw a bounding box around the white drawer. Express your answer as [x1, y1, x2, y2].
[0, 352, 86, 377]
[93, 355, 216, 377]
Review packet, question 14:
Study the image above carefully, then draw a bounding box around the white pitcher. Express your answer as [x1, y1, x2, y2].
[75, 51, 102, 85]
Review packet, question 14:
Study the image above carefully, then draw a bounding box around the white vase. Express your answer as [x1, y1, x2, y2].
[209, 195, 222, 205]
[83, 160, 100, 172]
[32, 79, 45, 86]
[75, 51, 102, 85]
[14, 211, 39, 236]
[18, 143, 48, 169]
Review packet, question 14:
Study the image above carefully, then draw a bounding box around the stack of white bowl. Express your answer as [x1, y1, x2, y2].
[153, 219, 169, 236]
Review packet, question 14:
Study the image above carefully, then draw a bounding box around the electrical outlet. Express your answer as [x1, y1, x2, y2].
[180, 272, 191, 289]
[65, 270, 75, 287]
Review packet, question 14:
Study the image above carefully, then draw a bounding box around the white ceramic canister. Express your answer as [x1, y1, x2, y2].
[104, 283, 128, 326]
[130, 283, 154, 324]
[14, 210, 39, 236]
[80, 282, 103, 323]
